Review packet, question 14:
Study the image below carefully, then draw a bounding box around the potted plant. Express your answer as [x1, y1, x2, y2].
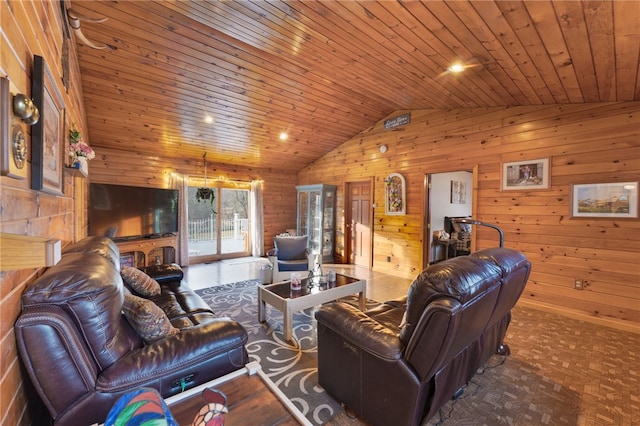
[196, 187, 214, 205]
[196, 153, 216, 211]
[68, 124, 95, 175]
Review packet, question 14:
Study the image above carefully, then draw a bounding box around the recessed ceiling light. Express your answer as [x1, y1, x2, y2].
[279, 132, 288, 141]
[447, 63, 465, 73]
[204, 115, 214, 124]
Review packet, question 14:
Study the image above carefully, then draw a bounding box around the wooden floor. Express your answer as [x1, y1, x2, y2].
[183, 257, 413, 303]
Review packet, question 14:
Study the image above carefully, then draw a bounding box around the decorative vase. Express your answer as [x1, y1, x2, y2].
[74, 156, 88, 175]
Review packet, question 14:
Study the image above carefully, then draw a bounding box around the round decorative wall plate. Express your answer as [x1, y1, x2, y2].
[12, 124, 27, 169]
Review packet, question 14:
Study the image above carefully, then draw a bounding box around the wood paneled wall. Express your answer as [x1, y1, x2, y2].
[0, 1, 89, 425]
[0, 5, 293, 423]
[1, 2, 638, 424]
[298, 103, 640, 327]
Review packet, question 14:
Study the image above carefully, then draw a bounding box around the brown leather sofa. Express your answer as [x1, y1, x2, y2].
[315, 247, 531, 426]
[15, 236, 248, 425]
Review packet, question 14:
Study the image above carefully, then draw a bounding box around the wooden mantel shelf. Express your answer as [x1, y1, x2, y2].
[0, 233, 62, 271]
[65, 165, 88, 177]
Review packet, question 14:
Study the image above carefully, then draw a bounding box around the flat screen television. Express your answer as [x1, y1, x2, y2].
[89, 183, 179, 241]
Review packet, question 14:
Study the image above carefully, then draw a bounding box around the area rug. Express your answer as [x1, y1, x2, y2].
[195, 279, 375, 425]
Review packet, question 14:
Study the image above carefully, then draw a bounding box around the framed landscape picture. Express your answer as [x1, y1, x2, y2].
[501, 158, 550, 191]
[571, 181, 638, 219]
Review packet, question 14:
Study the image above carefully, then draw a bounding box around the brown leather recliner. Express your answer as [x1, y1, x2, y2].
[15, 237, 248, 425]
[315, 247, 531, 426]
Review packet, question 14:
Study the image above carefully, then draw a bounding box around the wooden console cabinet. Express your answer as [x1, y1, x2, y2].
[115, 235, 178, 268]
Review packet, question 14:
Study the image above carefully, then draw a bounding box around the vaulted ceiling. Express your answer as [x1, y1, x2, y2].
[70, 0, 640, 172]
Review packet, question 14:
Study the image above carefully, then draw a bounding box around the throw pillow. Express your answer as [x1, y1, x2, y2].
[121, 266, 161, 297]
[123, 294, 179, 344]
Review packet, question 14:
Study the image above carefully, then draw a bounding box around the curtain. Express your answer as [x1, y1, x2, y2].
[169, 173, 190, 266]
[250, 180, 264, 257]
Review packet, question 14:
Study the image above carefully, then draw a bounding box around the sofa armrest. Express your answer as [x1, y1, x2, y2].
[97, 320, 247, 392]
[143, 263, 184, 284]
[315, 302, 403, 361]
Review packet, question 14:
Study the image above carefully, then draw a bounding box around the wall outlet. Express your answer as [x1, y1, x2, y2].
[574, 278, 584, 290]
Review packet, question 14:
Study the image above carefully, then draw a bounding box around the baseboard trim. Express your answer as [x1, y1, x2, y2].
[516, 299, 640, 335]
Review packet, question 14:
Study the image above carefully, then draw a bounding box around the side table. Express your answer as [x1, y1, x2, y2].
[166, 361, 311, 425]
[434, 238, 457, 261]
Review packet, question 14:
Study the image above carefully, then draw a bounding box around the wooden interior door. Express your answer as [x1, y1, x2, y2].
[346, 181, 372, 267]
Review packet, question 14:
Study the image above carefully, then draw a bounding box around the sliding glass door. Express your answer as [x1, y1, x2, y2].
[187, 183, 250, 263]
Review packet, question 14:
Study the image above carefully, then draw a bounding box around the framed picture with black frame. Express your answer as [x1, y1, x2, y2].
[32, 55, 66, 195]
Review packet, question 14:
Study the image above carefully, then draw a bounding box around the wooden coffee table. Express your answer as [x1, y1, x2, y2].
[165, 361, 311, 425]
[258, 273, 366, 341]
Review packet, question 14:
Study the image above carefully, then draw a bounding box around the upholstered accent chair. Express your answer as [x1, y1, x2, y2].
[267, 235, 316, 282]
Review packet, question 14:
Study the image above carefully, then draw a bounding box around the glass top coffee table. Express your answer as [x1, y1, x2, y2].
[258, 274, 366, 342]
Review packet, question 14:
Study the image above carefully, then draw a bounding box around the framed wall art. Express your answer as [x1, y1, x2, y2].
[570, 181, 638, 219]
[31, 55, 66, 195]
[119, 254, 135, 268]
[501, 158, 550, 191]
[450, 180, 467, 204]
[384, 172, 406, 215]
[1, 77, 29, 179]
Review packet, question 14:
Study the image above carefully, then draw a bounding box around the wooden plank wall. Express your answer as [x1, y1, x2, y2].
[298, 103, 640, 326]
[0, 5, 293, 423]
[1, 3, 638, 424]
[0, 1, 89, 425]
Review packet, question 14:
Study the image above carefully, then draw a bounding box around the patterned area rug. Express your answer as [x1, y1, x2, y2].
[196, 279, 375, 425]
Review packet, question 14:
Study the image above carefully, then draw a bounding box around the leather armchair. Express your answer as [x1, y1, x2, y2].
[267, 235, 316, 282]
[15, 237, 248, 425]
[315, 247, 531, 426]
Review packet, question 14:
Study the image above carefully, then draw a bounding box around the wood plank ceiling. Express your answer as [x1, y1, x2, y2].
[69, 0, 640, 172]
